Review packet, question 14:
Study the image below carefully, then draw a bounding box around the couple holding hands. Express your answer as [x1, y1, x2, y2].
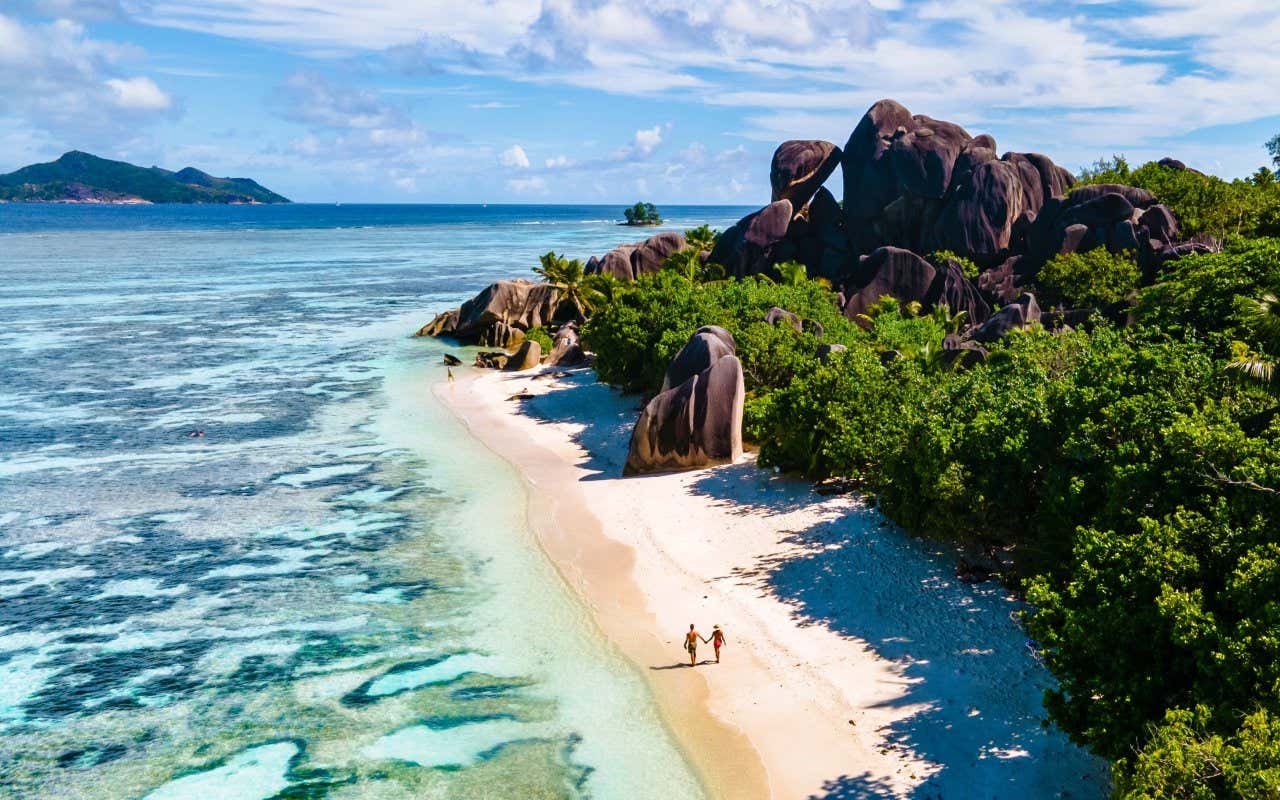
[683, 623, 726, 666]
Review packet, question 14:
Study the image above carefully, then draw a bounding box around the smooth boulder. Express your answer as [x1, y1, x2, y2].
[625, 352, 745, 476]
[771, 140, 841, 208]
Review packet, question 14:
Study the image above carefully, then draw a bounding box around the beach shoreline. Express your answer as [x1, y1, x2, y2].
[434, 364, 1109, 799]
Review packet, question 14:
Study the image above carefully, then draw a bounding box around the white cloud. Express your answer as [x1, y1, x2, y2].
[499, 144, 530, 168]
[544, 154, 571, 168]
[131, 0, 1280, 175]
[106, 76, 171, 109]
[633, 125, 663, 155]
[469, 101, 516, 109]
[0, 13, 175, 143]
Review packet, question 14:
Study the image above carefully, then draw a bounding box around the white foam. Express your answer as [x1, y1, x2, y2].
[141, 741, 298, 800]
[0, 566, 95, 598]
[94, 578, 189, 599]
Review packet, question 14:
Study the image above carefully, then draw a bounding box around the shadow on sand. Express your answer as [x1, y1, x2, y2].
[507, 368, 1109, 799]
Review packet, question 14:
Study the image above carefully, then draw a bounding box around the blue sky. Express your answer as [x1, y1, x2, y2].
[1, 0, 1277, 203]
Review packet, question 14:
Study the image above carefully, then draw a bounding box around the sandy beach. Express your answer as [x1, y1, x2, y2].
[436, 365, 1108, 800]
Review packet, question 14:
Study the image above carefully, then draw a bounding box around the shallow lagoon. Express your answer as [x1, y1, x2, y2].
[0, 205, 747, 799]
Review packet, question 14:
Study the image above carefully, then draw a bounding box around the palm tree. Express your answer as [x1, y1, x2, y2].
[929, 303, 970, 334]
[1227, 293, 1280, 395]
[535, 251, 603, 318]
[775, 260, 808, 286]
[684, 224, 718, 253]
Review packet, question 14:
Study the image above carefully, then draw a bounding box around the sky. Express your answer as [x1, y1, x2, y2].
[1, 0, 1278, 203]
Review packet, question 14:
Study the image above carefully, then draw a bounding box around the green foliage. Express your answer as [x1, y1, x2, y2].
[660, 248, 724, 283]
[583, 269, 858, 395]
[1268, 133, 1280, 169]
[684, 224, 718, 253]
[1116, 707, 1280, 799]
[523, 325, 554, 352]
[1138, 237, 1280, 342]
[623, 201, 662, 225]
[928, 249, 981, 280]
[1037, 248, 1141, 308]
[1076, 156, 1280, 241]
[774, 260, 808, 286]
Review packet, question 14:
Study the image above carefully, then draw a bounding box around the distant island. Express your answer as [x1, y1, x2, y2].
[622, 201, 662, 226]
[0, 151, 290, 204]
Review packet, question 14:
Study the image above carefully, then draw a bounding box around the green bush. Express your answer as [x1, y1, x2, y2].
[928, 249, 980, 280]
[523, 325, 554, 353]
[1077, 157, 1280, 241]
[1036, 248, 1140, 308]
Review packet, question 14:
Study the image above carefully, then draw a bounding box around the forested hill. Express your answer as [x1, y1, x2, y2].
[0, 151, 290, 204]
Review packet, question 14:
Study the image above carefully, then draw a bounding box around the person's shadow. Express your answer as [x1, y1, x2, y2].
[650, 660, 715, 669]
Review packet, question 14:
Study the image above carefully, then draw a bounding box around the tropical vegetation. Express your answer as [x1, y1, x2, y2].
[582, 143, 1280, 797]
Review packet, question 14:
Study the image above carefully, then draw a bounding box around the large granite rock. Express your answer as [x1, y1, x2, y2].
[842, 247, 937, 322]
[771, 140, 841, 208]
[661, 325, 737, 392]
[587, 232, 687, 281]
[504, 339, 542, 371]
[417, 279, 564, 343]
[625, 333, 745, 476]
[969, 293, 1041, 343]
[708, 200, 794, 278]
[546, 321, 586, 366]
[764, 306, 803, 333]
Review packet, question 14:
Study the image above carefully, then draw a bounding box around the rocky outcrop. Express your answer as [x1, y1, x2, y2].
[626, 328, 745, 475]
[765, 306, 803, 333]
[417, 279, 565, 345]
[587, 232, 687, 281]
[842, 247, 937, 322]
[547, 322, 586, 366]
[771, 140, 841, 208]
[969, 293, 1041, 343]
[505, 340, 542, 371]
[707, 200, 793, 278]
[662, 326, 737, 392]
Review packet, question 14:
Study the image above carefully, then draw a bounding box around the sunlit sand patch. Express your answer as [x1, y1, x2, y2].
[365, 718, 539, 768]
[364, 654, 507, 699]
[140, 741, 299, 800]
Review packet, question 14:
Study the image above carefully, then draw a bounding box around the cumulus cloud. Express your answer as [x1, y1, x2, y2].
[105, 75, 170, 109]
[0, 13, 176, 143]
[499, 144, 530, 168]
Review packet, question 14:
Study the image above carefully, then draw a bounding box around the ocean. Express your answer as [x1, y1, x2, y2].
[0, 204, 751, 799]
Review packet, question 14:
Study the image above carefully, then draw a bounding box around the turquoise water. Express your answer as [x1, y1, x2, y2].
[0, 205, 748, 799]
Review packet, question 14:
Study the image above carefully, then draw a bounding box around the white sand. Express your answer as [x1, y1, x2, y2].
[437, 366, 1108, 800]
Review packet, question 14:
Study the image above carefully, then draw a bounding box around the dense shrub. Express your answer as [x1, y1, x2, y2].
[1077, 157, 1280, 241]
[1036, 248, 1141, 307]
[522, 325, 554, 352]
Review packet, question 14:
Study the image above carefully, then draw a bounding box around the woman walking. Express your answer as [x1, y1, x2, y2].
[710, 624, 726, 663]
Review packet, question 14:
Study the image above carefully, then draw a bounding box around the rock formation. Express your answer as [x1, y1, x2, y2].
[547, 322, 586, 366]
[417, 279, 567, 345]
[625, 327, 745, 475]
[586, 232, 687, 281]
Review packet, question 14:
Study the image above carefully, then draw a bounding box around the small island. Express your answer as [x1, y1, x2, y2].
[621, 201, 662, 226]
[0, 151, 290, 204]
